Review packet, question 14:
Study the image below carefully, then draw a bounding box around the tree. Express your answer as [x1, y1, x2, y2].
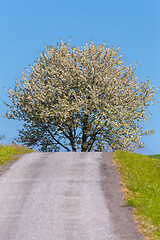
[0, 134, 5, 142]
[4, 40, 158, 152]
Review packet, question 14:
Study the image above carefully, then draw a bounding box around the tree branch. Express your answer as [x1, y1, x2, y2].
[68, 126, 76, 151]
[42, 124, 70, 151]
[87, 129, 101, 152]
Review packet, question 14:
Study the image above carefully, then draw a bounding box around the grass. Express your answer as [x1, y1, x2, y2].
[0, 144, 33, 165]
[113, 150, 160, 240]
[148, 155, 160, 160]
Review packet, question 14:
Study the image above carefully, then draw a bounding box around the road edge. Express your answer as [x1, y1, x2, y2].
[0, 153, 28, 177]
[99, 152, 144, 240]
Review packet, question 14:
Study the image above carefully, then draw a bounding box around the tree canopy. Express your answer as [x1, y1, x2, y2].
[4, 40, 157, 152]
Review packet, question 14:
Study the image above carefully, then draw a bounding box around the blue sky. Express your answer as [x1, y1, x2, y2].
[0, 0, 159, 154]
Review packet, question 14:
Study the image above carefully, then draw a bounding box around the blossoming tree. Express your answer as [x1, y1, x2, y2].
[4, 40, 157, 151]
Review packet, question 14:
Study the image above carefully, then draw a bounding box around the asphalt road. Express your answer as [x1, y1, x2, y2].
[0, 152, 144, 240]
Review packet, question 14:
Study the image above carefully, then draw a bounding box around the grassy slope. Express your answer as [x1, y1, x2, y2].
[113, 150, 160, 240]
[0, 144, 33, 165]
[148, 155, 160, 160]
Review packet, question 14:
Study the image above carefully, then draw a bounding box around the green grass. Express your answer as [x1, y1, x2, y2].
[148, 154, 160, 160]
[0, 144, 33, 165]
[113, 150, 160, 240]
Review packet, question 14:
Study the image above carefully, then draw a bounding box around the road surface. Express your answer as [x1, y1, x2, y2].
[0, 152, 144, 240]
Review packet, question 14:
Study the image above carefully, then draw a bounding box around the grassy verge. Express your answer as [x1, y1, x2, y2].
[0, 144, 33, 165]
[113, 150, 160, 240]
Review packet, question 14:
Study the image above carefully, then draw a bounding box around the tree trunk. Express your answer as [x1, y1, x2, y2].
[81, 115, 88, 152]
